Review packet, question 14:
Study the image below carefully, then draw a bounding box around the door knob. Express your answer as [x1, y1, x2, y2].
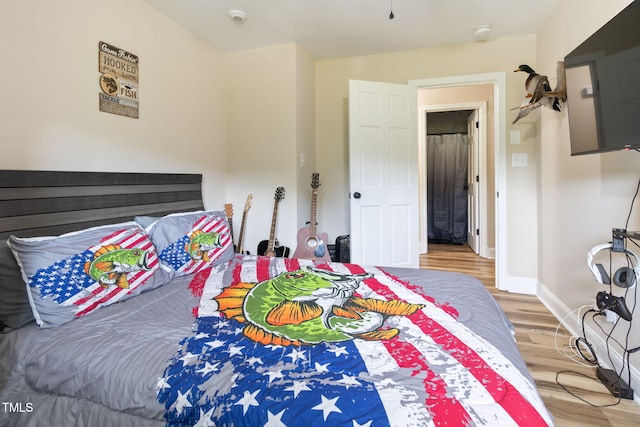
[353, 192, 361, 199]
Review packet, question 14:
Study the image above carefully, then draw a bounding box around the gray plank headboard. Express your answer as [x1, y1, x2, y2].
[0, 170, 204, 240]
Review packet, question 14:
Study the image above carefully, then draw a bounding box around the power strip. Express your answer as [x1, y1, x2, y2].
[596, 367, 634, 399]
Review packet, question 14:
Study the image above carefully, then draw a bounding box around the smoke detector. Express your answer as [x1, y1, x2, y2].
[473, 25, 491, 42]
[228, 10, 247, 23]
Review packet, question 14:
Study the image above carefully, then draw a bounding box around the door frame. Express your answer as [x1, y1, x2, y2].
[466, 108, 481, 255]
[410, 72, 507, 290]
[419, 102, 487, 257]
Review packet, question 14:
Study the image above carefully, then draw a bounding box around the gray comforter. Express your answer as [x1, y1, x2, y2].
[0, 257, 552, 426]
[0, 273, 196, 426]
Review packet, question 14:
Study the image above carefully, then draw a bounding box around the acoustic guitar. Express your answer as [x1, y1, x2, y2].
[257, 187, 290, 257]
[236, 194, 252, 255]
[293, 173, 331, 262]
[224, 203, 235, 250]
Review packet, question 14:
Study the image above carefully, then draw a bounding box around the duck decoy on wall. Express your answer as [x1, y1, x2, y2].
[512, 61, 567, 124]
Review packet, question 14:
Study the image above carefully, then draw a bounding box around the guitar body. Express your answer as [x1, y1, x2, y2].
[292, 227, 331, 262]
[257, 239, 290, 258]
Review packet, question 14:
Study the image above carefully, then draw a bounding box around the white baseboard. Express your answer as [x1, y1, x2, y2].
[503, 275, 537, 295]
[480, 244, 495, 260]
[536, 282, 640, 407]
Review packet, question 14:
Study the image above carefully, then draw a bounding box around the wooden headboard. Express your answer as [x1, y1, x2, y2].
[0, 170, 204, 240]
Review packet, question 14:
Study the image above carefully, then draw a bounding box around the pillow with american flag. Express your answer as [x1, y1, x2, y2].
[143, 211, 234, 276]
[7, 222, 172, 328]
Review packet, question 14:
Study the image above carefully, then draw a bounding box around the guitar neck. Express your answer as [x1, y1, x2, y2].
[224, 204, 235, 248]
[309, 188, 318, 237]
[267, 202, 279, 252]
[227, 217, 235, 244]
[237, 213, 247, 254]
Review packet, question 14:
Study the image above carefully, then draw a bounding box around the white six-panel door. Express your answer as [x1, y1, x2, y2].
[348, 80, 419, 268]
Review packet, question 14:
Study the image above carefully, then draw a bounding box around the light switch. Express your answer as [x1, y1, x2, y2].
[582, 86, 594, 97]
[512, 153, 528, 167]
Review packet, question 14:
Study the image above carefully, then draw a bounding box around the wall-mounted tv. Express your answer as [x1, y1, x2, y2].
[565, 0, 640, 156]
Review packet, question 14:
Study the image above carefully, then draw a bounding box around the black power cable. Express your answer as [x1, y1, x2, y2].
[575, 309, 600, 365]
[556, 370, 621, 408]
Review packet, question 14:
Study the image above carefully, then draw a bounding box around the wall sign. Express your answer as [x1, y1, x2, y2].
[98, 41, 139, 119]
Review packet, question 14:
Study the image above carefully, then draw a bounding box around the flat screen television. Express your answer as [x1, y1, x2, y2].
[565, 0, 640, 155]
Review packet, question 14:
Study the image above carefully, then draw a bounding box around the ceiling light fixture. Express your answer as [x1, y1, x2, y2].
[389, 0, 394, 19]
[473, 25, 491, 42]
[228, 9, 247, 24]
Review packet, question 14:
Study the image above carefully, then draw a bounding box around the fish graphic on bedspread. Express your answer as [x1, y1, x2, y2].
[215, 266, 424, 346]
[156, 258, 553, 427]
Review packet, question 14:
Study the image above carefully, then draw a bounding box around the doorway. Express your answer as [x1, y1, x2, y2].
[411, 73, 505, 288]
[425, 110, 475, 247]
[417, 86, 493, 259]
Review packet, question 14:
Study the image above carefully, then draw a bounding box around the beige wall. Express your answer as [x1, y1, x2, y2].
[0, 1, 315, 256]
[536, 0, 640, 390]
[0, 0, 228, 209]
[295, 45, 317, 235]
[315, 35, 538, 279]
[224, 43, 315, 254]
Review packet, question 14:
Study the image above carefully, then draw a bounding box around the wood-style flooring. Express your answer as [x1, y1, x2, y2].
[420, 243, 640, 427]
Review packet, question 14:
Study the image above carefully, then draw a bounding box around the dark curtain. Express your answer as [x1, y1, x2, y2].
[427, 133, 468, 244]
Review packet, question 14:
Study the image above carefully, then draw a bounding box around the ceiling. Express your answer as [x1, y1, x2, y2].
[142, 0, 560, 60]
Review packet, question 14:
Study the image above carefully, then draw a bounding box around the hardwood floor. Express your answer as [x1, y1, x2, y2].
[420, 244, 640, 427]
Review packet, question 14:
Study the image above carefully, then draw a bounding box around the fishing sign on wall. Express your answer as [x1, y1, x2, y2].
[98, 41, 139, 119]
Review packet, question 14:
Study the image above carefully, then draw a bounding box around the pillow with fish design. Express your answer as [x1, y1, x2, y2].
[143, 211, 234, 276]
[7, 222, 173, 328]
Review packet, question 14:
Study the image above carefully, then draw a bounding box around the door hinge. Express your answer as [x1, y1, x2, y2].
[476, 229, 480, 236]
[475, 121, 479, 129]
[475, 175, 479, 182]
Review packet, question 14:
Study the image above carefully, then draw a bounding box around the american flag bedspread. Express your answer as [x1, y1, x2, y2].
[156, 255, 553, 427]
[0, 254, 553, 426]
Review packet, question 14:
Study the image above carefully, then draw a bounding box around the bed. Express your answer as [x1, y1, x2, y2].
[0, 170, 553, 426]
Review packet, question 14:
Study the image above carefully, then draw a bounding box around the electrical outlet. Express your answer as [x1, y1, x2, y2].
[605, 309, 619, 323]
[511, 153, 528, 167]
